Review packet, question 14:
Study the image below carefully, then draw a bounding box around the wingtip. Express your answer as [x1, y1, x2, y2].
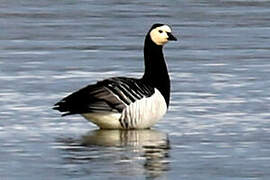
[53, 106, 71, 117]
[52, 105, 60, 111]
[62, 112, 72, 116]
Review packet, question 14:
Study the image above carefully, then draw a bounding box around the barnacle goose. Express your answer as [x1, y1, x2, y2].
[53, 24, 177, 129]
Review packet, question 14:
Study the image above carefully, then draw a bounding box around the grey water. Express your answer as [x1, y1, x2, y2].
[1, 0, 270, 179]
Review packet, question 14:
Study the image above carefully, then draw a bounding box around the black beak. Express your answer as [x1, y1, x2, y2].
[167, 32, 177, 41]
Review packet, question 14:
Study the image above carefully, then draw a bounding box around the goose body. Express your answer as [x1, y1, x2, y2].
[53, 24, 177, 129]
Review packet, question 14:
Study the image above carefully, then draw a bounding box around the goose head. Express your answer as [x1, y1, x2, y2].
[149, 24, 177, 46]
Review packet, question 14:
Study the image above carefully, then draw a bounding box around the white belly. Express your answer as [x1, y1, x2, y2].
[82, 89, 167, 129]
[82, 112, 122, 129]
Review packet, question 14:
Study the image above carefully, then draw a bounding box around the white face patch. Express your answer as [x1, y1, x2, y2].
[150, 25, 172, 46]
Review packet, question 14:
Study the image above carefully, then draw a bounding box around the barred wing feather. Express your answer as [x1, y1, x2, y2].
[53, 77, 154, 116]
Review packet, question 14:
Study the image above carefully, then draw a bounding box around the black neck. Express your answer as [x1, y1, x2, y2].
[142, 34, 170, 107]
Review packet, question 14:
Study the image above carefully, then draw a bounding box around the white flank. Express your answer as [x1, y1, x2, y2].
[150, 25, 172, 46]
[120, 88, 167, 129]
[81, 89, 167, 129]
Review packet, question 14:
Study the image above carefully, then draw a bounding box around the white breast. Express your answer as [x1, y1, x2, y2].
[120, 88, 167, 129]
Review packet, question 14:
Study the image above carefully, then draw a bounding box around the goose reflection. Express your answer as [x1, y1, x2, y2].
[57, 129, 170, 178]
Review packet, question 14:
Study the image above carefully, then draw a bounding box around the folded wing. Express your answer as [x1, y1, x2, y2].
[53, 77, 154, 116]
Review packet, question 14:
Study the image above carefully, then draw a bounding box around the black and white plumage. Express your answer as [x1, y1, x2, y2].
[53, 24, 177, 129]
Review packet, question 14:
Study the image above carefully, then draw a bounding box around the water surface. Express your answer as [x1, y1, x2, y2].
[1, 0, 270, 179]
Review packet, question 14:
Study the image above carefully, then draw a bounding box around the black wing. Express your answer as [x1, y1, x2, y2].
[53, 77, 154, 116]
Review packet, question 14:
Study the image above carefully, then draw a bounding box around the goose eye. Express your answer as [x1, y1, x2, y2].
[159, 30, 163, 33]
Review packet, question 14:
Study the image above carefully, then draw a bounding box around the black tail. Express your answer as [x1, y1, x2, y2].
[52, 83, 107, 116]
